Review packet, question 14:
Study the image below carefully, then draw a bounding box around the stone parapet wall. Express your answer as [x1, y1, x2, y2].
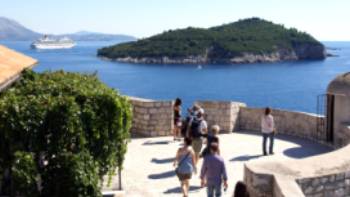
[239, 107, 327, 143]
[244, 166, 274, 197]
[297, 172, 350, 197]
[128, 97, 174, 137]
[244, 164, 305, 197]
[196, 101, 246, 133]
[244, 144, 350, 197]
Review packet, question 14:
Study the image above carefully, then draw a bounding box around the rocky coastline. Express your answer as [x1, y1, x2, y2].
[101, 44, 326, 64]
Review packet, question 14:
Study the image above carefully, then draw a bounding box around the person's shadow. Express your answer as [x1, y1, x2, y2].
[230, 154, 262, 162]
[143, 140, 171, 146]
[148, 170, 175, 179]
[164, 185, 202, 194]
[151, 157, 174, 164]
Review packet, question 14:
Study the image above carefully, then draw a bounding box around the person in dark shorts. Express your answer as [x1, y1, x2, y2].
[174, 137, 196, 197]
[181, 104, 201, 137]
[173, 98, 182, 141]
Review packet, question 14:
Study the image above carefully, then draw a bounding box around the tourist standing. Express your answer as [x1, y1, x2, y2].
[173, 98, 182, 141]
[200, 143, 228, 197]
[174, 137, 196, 197]
[201, 125, 220, 158]
[261, 107, 275, 155]
[181, 104, 200, 138]
[187, 108, 207, 164]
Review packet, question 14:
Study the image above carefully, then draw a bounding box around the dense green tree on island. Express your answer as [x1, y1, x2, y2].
[98, 18, 325, 64]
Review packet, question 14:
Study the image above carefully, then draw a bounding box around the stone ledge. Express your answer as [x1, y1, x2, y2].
[274, 176, 304, 197]
[245, 144, 350, 196]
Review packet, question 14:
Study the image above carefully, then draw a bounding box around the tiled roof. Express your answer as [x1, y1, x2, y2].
[0, 45, 37, 90]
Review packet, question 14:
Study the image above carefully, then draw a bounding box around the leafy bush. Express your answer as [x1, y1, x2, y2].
[41, 152, 100, 197]
[0, 70, 132, 196]
[12, 152, 39, 196]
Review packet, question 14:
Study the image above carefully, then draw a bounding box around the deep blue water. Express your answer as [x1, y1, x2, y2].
[1, 40, 350, 113]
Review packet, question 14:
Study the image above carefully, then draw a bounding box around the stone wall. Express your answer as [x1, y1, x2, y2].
[128, 97, 174, 137]
[244, 143, 350, 197]
[196, 101, 245, 133]
[244, 166, 274, 197]
[296, 172, 350, 197]
[238, 107, 327, 143]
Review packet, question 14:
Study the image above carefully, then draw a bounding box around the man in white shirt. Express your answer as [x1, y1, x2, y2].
[261, 107, 275, 155]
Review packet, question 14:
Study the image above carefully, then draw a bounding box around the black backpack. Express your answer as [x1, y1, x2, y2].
[190, 118, 202, 138]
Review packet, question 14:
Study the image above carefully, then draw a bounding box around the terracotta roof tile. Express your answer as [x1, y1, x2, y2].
[0, 45, 37, 90]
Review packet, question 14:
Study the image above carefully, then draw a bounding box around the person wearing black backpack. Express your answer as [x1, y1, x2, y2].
[186, 108, 207, 165]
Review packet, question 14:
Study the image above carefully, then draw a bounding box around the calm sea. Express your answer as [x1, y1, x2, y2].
[1, 41, 350, 113]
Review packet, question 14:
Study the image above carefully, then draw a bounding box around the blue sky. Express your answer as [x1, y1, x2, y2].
[1, 0, 349, 40]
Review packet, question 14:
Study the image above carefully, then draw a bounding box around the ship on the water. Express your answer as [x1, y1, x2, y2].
[31, 35, 76, 49]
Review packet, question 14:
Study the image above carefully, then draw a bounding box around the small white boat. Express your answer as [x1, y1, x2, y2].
[31, 35, 76, 49]
[197, 65, 203, 69]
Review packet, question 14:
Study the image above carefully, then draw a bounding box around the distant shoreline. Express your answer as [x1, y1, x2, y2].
[98, 52, 326, 65]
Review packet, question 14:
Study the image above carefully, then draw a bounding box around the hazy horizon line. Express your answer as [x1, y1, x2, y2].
[2, 15, 350, 42]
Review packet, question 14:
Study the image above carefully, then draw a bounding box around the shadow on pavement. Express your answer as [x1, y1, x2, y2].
[143, 140, 172, 146]
[148, 170, 175, 179]
[230, 154, 262, 162]
[151, 157, 174, 164]
[236, 131, 333, 159]
[164, 185, 202, 194]
[283, 145, 331, 159]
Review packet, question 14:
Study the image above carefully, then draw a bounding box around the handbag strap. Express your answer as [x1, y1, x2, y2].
[177, 151, 190, 167]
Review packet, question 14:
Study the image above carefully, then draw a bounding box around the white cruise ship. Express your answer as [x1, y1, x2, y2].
[31, 35, 76, 49]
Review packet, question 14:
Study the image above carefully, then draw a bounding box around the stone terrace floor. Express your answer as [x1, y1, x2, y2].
[113, 132, 332, 197]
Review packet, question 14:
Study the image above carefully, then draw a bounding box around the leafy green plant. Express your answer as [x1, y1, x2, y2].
[41, 152, 100, 197]
[12, 151, 39, 196]
[0, 70, 132, 196]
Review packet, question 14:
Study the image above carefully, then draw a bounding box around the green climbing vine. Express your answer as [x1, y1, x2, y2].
[0, 70, 132, 196]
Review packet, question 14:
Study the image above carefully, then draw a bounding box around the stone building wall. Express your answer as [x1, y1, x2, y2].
[128, 97, 174, 137]
[238, 107, 327, 144]
[196, 101, 245, 133]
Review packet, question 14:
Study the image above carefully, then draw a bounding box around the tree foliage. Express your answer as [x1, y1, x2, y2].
[98, 18, 324, 60]
[0, 70, 132, 196]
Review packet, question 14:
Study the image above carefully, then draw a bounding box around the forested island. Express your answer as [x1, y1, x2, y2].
[98, 18, 326, 64]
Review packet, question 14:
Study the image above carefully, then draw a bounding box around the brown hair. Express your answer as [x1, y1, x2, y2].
[184, 137, 192, 146]
[210, 143, 219, 153]
[233, 181, 249, 197]
[175, 98, 182, 106]
[265, 107, 271, 116]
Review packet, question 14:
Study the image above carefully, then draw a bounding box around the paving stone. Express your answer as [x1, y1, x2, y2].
[102, 132, 332, 196]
